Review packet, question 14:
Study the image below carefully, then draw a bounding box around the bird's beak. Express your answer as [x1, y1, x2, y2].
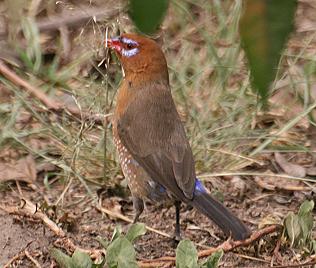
[105, 37, 122, 53]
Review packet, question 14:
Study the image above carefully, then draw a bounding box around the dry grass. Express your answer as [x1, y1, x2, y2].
[1, 1, 316, 267]
[1, 0, 316, 195]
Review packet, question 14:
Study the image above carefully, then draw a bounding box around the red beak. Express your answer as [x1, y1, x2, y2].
[105, 37, 122, 52]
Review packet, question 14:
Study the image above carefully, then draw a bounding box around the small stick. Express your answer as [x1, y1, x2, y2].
[0, 6, 121, 39]
[138, 225, 279, 267]
[0, 60, 61, 110]
[0, 198, 65, 237]
[25, 249, 42, 268]
[3, 252, 25, 268]
[0, 59, 111, 124]
[271, 260, 316, 268]
[96, 204, 172, 239]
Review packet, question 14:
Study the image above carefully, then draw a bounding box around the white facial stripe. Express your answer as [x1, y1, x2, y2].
[121, 37, 138, 46]
[122, 47, 139, 57]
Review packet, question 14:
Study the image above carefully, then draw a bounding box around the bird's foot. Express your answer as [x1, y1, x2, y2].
[173, 230, 182, 243]
[171, 233, 181, 247]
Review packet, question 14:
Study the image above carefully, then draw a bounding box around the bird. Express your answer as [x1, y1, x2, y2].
[106, 33, 251, 241]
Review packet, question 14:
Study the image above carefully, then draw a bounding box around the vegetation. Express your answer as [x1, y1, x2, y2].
[0, 0, 315, 267]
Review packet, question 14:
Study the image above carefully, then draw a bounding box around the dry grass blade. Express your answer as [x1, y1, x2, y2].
[96, 204, 172, 239]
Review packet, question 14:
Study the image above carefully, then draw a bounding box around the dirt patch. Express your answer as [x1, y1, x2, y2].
[0, 177, 313, 267]
[0, 210, 55, 266]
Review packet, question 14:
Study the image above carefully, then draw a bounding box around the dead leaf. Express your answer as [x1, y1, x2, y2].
[230, 176, 247, 198]
[258, 215, 281, 229]
[0, 155, 36, 183]
[274, 152, 306, 178]
[270, 88, 310, 129]
[254, 171, 309, 192]
[306, 166, 316, 176]
[102, 197, 123, 220]
[36, 162, 58, 173]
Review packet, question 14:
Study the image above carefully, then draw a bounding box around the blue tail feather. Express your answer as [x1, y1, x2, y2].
[194, 178, 207, 194]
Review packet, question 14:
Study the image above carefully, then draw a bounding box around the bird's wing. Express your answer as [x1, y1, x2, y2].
[117, 81, 195, 200]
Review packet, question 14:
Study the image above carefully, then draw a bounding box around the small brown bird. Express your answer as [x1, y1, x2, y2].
[107, 33, 251, 241]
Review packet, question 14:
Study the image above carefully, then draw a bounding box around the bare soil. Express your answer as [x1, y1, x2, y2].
[1, 172, 314, 267]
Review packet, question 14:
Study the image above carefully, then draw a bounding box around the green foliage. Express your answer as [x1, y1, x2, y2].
[50, 248, 102, 268]
[125, 222, 147, 243]
[105, 223, 146, 268]
[50, 224, 225, 268]
[202, 250, 224, 268]
[128, 0, 169, 34]
[106, 236, 138, 268]
[50, 224, 146, 268]
[239, 0, 297, 104]
[176, 240, 199, 268]
[176, 240, 223, 268]
[284, 200, 315, 251]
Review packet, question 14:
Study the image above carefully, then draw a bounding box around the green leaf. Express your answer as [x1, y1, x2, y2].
[111, 225, 122, 242]
[298, 200, 314, 246]
[204, 250, 224, 268]
[239, 0, 297, 104]
[311, 240, 316, 254]
[284, 212, 301, 247]
[176, 240, 198, 268]
[298, 200, 314, 216]
[106, 236, 138, 268]
[72, 249, 93, 268]
[96, 236, 109, 249]
[284, 200, 314, 248]
[129, 0, 169, 35]
[50, 248, 75, 268]
[125, 223, 147, 243]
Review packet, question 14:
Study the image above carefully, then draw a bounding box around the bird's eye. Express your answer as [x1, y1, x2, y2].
[127, 43, 133, 49]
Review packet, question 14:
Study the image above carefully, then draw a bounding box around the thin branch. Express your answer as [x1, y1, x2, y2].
[0, 60, 61, 109]
[96, 204, 172, 239]
[138, 225, 279, 267]
[0, 198, 65, 237]
[0, 6, 122, 40]
[25, 249, 42, 268]
[0, 59, 111, 124]
[198, 225, 279, 258]
[3, 252, 25, 268]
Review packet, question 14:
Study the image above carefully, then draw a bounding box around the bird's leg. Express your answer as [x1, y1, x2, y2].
[132, 196, 144, 223]
[174, 200, 181, 241]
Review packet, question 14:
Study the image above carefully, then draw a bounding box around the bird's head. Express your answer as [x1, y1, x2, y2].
[106, 33, 168, 83]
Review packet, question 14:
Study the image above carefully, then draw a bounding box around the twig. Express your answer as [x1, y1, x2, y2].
[25, 249, 42, 268]
[96, 204, 172, 239]
[233, 253, 270, 263]
[0, 6, 121, 40]
[0, 60, 61, 109]
[53, 237, 105, 260]
[0, 198, 65, 237]
[3, 252, 25, 268]
[271, 260, 316, 268]
[138, 225, 279, 267]
[0, 59, 111, 124]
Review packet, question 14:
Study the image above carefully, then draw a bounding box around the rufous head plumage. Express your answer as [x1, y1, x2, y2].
[106, 33, 168, 83]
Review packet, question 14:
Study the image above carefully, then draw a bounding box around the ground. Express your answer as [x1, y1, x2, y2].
[0, 171, 314, 267]
[0, 0, 316, 267]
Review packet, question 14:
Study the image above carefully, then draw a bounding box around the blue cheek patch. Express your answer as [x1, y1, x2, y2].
[195, 179, 207, 194]
[122, 48, 139, 57]
[121, 37, 138, 46]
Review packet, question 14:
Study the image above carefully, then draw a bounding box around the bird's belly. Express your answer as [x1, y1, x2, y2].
[113, 134, 167, 203]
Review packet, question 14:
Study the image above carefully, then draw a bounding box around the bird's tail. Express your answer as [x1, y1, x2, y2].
[190, 179, 251, 241]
